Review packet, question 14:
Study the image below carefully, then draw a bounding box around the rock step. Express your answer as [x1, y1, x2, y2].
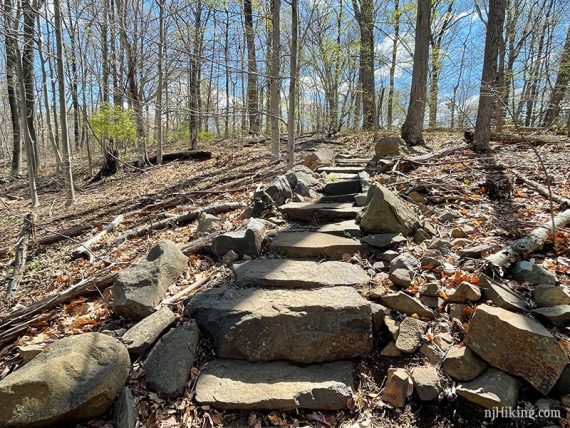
[233, 259, 369, 288]
[280, 202, 361, 222]
[289, 219, 361, 237]
[195, 359, 354, 410]
[187, 286, 372, 363]
[323, 179, 362, 196]
[318, 166, 366, 174]
[318, 193, 359, 203]
[270, 231, 368, 259]
[335, 158, 370, 165]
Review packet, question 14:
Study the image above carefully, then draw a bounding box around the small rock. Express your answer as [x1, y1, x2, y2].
[512, 260, 556, 285]
[384, 315, 400, 340]
[222, 250, 239, 265]
[389, 252, 420, 273]
[377, 250, 399, 262]
[447, 282, 482, 303]
[144, 323, 200, 399]
[420, 252, 442, 268]
[18, 344, 44, 363]
[433, 333, 453, 351]
[362, 233, 406, 249]
[369, 285, 388, 299]
[533, 305, 570, 327]
[358, 184, 418, 235]
[448, 303, 466, 321]
[0, 333, 130, 427]
[457, 368, 518, 410]
[212, 218, 266, 260]
[434, 321, 452, 334]
[370, 303, 387, 331]
[555, 365, 570, 396]
[354, 193, 368, 207]
[285, 165, 322, 196]
[381, 368, 413, 408]
[437, 211, 458, 223]
[395, 317, 427, 353]
[414, 228, 431, 244]
[373, 261, 387, 270]
[122, 306, 176, 356]
[411, 365, 441, 401]
[420, 295, 439, 308]
[420, 343, 446, 366]
[451, 226, 473, 239]
[359, 171, 371, 193]
[381, 341, 403, 357]
[465, 304, 567, 394]
[113, 240, 189, 321]
[389, 268, 415, 288]
[196, 213, 221, 237]
[451, 238, 472, 248]
[381, 291, 434, 319]
[443, 345, 488, 381]
[420, 282, 440, 297]
[478, 274, 526, 311]
[428, 238, 451, 253]
[535, 284, 570, 307]
[114, 387, 137, 428]
[458, 244, 493, 258]
[409, 191, 427, 204]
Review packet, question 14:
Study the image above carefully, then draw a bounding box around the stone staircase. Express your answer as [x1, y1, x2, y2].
[190, 158, 373, 411]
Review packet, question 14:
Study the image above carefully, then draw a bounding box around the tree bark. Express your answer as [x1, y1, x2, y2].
[54, 0, 76, 205]
[353, 0, 376, 131]
[387, 0, 399, 129]
[473, 0, 506, 151]
[401, 0, 431, 145]
[269, 0, 281, 160]
[542, 24, 570, 128]
[287, 0, 298, 169]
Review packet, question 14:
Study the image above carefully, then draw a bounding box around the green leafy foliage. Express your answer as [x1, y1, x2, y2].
[89, 104, 136, 145]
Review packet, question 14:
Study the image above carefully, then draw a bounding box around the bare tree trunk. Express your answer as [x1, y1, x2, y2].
[54, 0, 75, 205]
[68, 15, 81, 150]
[473, 0, 506, 152]
[542, 24, 570, 128]
[269, 0, 281, 160]
[387, 0, 399, 129]
[244, 0, 260, 135]
[2, 0, 22, 176]
[401, 0, 431, 145]
[155, 0, 164, 164]
[287, 0, 298, 169]
[353, 0, 376, 131]
[101, 0, 110, 104]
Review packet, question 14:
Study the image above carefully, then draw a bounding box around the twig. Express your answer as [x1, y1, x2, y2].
[6, 213, 36, 296]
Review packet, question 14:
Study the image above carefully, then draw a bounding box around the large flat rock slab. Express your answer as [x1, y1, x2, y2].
[195, 359, 354, 410]
[270, 231, 368, 259]
[233, 259, 369, 288]
[318, 166, 366, 174]
[280, 202, 361, 222]
[336, 157, 370, 166]
[187, 286, 372, 363]
[324, 179, 362, 196]
[465, 304, 567, 394]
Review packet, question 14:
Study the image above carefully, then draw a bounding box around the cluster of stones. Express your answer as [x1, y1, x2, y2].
[1, 139, 569, 426]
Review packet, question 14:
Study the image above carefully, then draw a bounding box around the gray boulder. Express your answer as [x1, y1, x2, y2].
[113, 240, 188, 320]
[0, 333, 130, 427]
[512, 260, 556, 285]
[457, 368, 518, 410]
[381, 291, 434, 319]
[303, 147, 334, 170]
[114, 387, 137, 428]
[443, 345, 488, 381]
[535, 284, 570, 307]
[358, 184, 418, 235]
[285, 165, 322, 196]
[465, 304, 567, 394]
[212, 218, 266, 259]
[143, 323, 200, 399]
[122, 306, 176, 356]
[374, 135, 408, 157]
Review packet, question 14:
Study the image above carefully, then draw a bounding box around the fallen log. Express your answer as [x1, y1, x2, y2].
[485, 207, 570, 275]
[146, 150, 212, 164]
[378, 144, 469, 173]
[70, 215, 125, 261]
[6, 213, 36, 295]
[109, 202, 245, 245]
[490, 132, 570, 145]
[511, 169, 570, 207]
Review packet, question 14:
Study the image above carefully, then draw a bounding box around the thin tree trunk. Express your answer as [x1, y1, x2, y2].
[401, 0, 431, 145]
[542, 24, 570, 128]
[287, 0, 298, 169]
[387, 0, 399, 129]
[156, 0, 164, 164]
[473, 0, 506, 152]
[269, 0, 281, 160]
[244, 0, 260, 135]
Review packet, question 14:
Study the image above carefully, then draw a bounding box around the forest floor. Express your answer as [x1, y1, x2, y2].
[1, 130, 570, 427]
